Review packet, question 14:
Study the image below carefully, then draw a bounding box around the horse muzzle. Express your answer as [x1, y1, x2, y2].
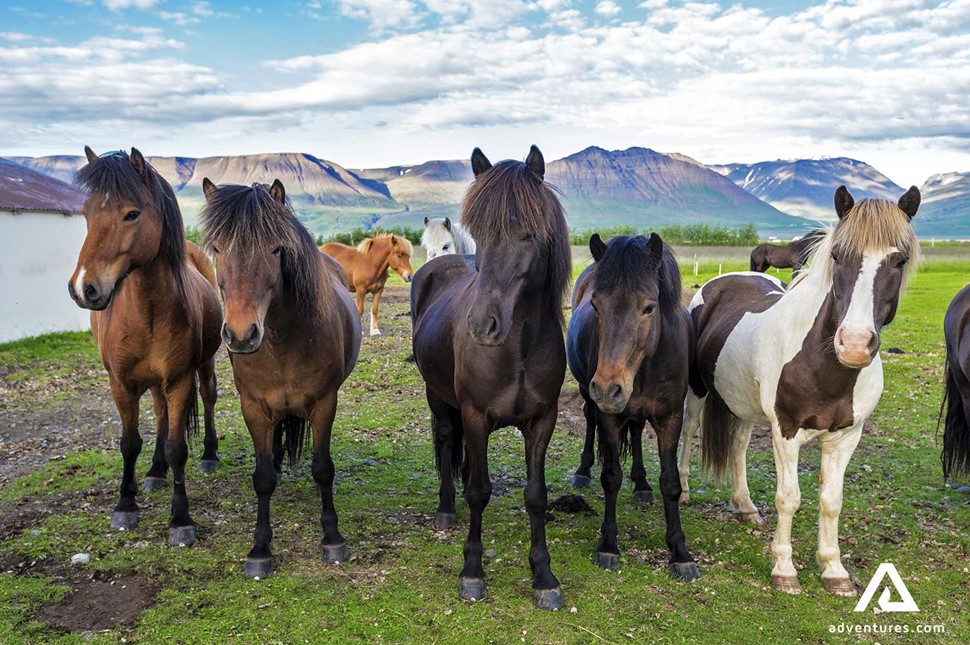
[68, 278, 114, 311]
[223, 322, 264, 354]
[589, 376, 630, 415]
[467, 311, 509, 347]
[834, 326, 879, 369]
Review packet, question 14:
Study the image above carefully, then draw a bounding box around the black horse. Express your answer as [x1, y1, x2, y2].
[940, 285, 970, 481]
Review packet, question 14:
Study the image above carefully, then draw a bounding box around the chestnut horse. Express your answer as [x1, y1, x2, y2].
[411, 146, 571, 610]
[750, 229, 826, 276]
[321, 233, 414, 336]
[566, 233, 699, 580]
[69, 147, 222, 546]
[201, 178, 360, 579]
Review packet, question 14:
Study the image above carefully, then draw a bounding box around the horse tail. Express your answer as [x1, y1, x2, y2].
[281, 414, 311, 467]
[940, 352, 970, 480]
[701, 389, 737, 481]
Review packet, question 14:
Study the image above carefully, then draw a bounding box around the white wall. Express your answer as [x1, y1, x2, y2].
[0, 211, 90, 343]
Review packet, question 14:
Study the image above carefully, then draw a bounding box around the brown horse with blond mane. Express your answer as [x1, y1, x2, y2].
[68, 147, 222, 547]
[321, 233, 414, 335]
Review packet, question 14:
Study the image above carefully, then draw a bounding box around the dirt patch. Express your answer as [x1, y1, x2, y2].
[36, 571, 156, 633]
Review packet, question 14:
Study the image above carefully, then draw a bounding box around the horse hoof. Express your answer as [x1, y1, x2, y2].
[168, 525, 197, 547]
[822, 577, 857, 596]
[110, 511, 139, 531]
[534, 586, 564, 611]
[633, 490, 655, 504]
[434, 512, 457, 530]
[244, 558, 273, 580]
[670, 561, 701, 582]
[771, 575, 802, 594]
[322, 542, 349, 564]
[571, 474, 592, 489]
[142, 476, 167, 493]
[370, 329, 382, 337]
[679, 492, 690, 504]
[459, 577, 486, 602]
[594, 552, 620, 571]
[276, 472, 283, 484]
[736, 512, 764, 525]
[199, 459, 220, 473]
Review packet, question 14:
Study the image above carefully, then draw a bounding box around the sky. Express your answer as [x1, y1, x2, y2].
[1, 0, 969, 187]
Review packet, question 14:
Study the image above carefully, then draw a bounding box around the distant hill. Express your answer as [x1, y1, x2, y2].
[915, 172, 970, 238]
[0, 158, 85, 213]
[710, 158, 904, 222]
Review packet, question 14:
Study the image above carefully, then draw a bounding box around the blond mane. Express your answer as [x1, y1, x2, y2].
[357, 233, 413, 256]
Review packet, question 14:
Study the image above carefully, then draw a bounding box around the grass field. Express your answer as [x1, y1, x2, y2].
[0, 246, 967, 643]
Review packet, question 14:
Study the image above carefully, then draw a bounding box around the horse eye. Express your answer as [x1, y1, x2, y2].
[643, 304, 656, 315]
[590, 300, 598, 313]
[895, 256, 908, 269]
[831, 253, 840, 265]
[443, 244, 450, 251]
[124, 210, 140, 221]
[272, 247, 282, 256]
[211, 246, 220, 255]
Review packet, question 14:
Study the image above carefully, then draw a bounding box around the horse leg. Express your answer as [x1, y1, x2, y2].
[143, 385, 169, 492]
[272, 421, 284, 483]
[655, 410, 700, 581]
[770, 424, 806, 593]
[678, 390, 703, 503]
[594, 413, 623, 572]
[110, 382, 142, 530]
[164, 378, 197, 547]
[355, 290, 366, 334]
[817, 423, 863, 596]
[523, 408, 563, 610]
[457, 407, 491, 603]
[369, 288, 383, 336]
[728, 422, 762, 523]
[310, 392, 348, 564]
[242, 401, 277, 578]
[428, 391, 458, 529]
[570, 396, 596, 488]
[629, 419, 654, 504]
[198, 357, 219, 472]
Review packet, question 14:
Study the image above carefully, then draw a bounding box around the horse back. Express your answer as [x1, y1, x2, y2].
[945, 284, 970, 379]
[186, 241, 216, 288]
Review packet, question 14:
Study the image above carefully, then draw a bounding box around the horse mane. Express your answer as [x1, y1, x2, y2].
[74, 150, 186, 283]
[593, 235, 681, 312]
[460, 159, 571, 323]
[200, 183, 330, 315]
[357, 233, 413, 256]
[805, 198, 921, 289]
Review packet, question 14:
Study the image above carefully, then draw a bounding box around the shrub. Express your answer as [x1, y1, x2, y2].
[569, 223, 759, 247]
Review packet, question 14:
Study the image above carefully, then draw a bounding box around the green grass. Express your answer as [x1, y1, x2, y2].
[0, 250, 967, 643]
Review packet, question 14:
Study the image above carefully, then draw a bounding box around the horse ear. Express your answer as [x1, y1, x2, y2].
[471, 148, 492, 177]
[129, 148, 149, 180]
[202, 178, 217, 202]
[424, 217, 430, 226]
[646, 232, 664, 265]
[444, 217, 452, 231]
[84, 146, 98, 163]
[898, 186, 920, 220]
[269, 179, 286, 204]
[589, 233, 607, 262]
[834, 185, 854, 220]
[526, 145, 545, 179]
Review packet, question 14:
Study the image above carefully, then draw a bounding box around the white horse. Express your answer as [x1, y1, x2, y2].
[421, 216, 476, 261]
[679, 185, 921, 596]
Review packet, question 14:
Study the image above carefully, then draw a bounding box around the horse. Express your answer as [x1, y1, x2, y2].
[321, 233, 414, 336]
[200, 178, 361, 579]
[750, 229, 826, 275]
[68, 147, 222, 547]
[566, 233, 699, 580]
[939, 287, 970, 481]
[421, 216, 477, 261]
[679, 185, 921, 595]
[410, 145, 571, 610]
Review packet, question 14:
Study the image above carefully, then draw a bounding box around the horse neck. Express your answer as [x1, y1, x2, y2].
[264, 260, 326, 338]
[367, 241, 392, 272]
[123, 248, 186, 311]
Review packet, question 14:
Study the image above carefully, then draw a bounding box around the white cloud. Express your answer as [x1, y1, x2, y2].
[101, 0, 161, 10]
[594, 1, 621, 17]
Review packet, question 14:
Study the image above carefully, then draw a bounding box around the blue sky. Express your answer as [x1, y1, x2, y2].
[2, 1, 969, 185]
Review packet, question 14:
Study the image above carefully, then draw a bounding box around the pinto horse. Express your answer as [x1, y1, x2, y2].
[411, 146, 571, 610]
[421, 216, 477, 261]
[939, 288, 970, 481]
[680, 185, 921, 595]
[321, 233, 414, 336]
[566, 233, 699, 579]
[750, 229, 826, 275]
[69, 147, 222, 546]
[200, 178, 360, 578]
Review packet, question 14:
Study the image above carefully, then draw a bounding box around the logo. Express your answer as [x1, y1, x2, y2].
[854, 563, 919, 613]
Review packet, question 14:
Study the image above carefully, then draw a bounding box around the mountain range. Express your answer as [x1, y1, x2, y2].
[6, 148, 968, 238]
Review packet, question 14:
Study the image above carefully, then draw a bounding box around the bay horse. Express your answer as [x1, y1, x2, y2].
[200, 178, 361, 579]
[939, 287, 970, 480]
[680, 185, 921, 595]
[321, 233, 414, 336]
[421, 216, 477, 261]
[411, 146, 571, 610]
[566, 233, 699, 579]
[750, 229, 826, 275]
[68, 147, 222, 546]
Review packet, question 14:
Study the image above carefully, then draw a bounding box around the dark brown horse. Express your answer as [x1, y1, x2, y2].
[566, 233, 699, 579]
[200, 178, 361, 578]
[68, 147, 222, 546]
[750, 229, 826, 275]
[940, 286, 970, 481]
[411, 146, 571, 610]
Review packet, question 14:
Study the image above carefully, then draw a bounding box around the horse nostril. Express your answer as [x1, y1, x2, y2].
[608, 383, 623, 401]
[244, 324, 259, 343]
[83, 284, 99, 302]
[221, 323, 235, 343]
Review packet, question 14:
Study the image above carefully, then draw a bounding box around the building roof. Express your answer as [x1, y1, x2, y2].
[0, 157, 85, 214]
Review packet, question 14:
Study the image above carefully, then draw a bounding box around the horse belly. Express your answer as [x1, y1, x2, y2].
[713, 314, 773, 425]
